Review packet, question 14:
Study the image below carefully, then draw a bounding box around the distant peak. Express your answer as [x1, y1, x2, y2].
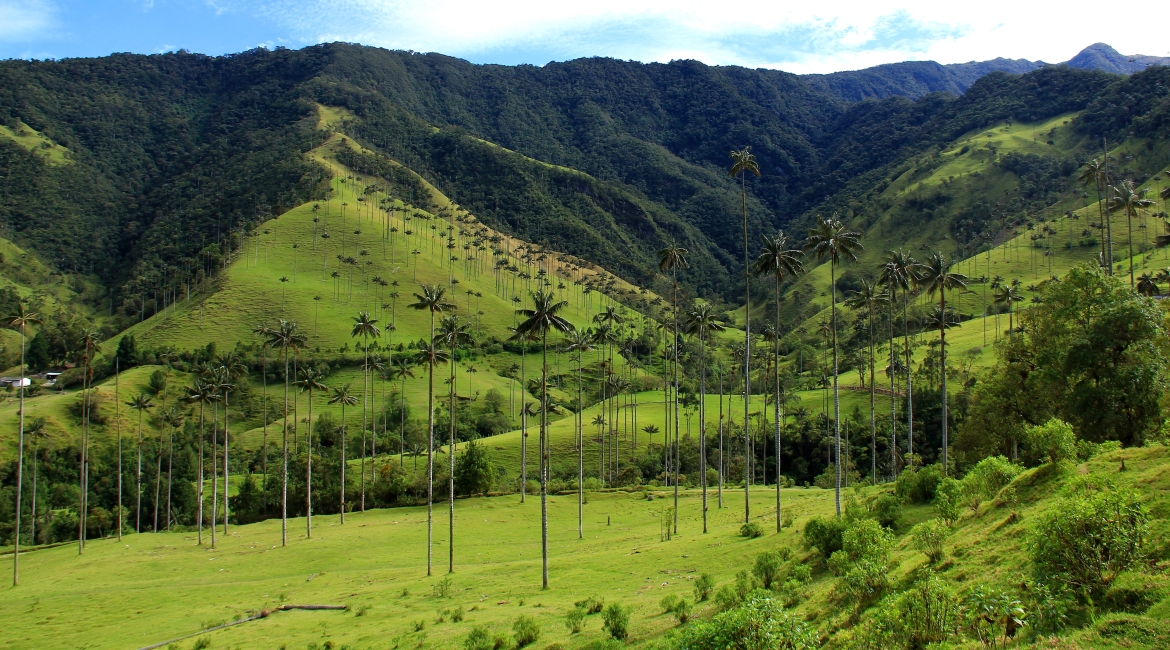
[1065, 43, 1170, 74]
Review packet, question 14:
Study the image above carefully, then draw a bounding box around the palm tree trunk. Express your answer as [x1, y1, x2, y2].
[340, 403, 347, 524]
[520, 344, 527, 502]
[223, 391, 229, 534]
[426, 312, 435, 577]
[13, 324, 26, 584]
[307, 388, 313, 538]
[774, 279, 783, 531]
[282, 349, 289, 546]
[198, 401, 205, 546]
[740, 176, 751, 525]
[672, 272, 680, 534]
[940, 293, 949, 476]
[700, 333, 708, 534]
[211, 399, 218, 550]
[449, 341, 457, 574]
[166, 426, 174, 531]
[869, 307, 876, 485]
[831, 261, 842, 517]
[577, 358, 584, 539]
[115, 363, 122, 541]
[903, 299, 914, 462]
[137, 410, 144, 534]
[540, 330, 550, 590]
[888, 294, 897, 480]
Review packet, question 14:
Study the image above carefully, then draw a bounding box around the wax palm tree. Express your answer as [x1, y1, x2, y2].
[216, 352, 247, 534]
[4, 302, 40, 584]
[564, 327, 595, 539]
[437, 314, 473, 573]
[263, 319, 307, 546]
[205, 366, 230, 550]
[127, 393, 154, 534]
[1079, 157, 1112, 270]
[408, 284, 454, 576]
[161, 408, 183, 531]
[804, 215, 862, 515]
[295, 367, 327, 537]
[1135, 273, 1157, 296]
[26, 417, 46, 545]
[390, 357, 416, 458]
[328, 385, 359, 522]
[845, 281, 883, 485]
[994, 282, 1024, 336]
[351, 311, 381, 513]
[513, 289, 575, 590]
[684, 301, 725, 533]
[76, 328, 102, 554]
[881, 251, 919, 461]
[251, 324, 273, 506]
[185, 380, 218, 546]
[657, 243, 688, 528]
[728, 146, 760, 523]
[752, 231, 804, 528]
[913, 252, 968, 475]
[1109, 179, 1156, 287]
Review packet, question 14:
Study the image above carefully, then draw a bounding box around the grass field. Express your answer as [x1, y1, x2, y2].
[3, 443, 1167, 649]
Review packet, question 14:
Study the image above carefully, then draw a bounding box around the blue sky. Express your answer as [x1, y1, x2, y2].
[3, 1, 1169, 74]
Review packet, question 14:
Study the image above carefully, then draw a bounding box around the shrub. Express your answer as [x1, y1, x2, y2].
[714, 570, 759, 612]
[1031, 481, 1148, 600]
[451, 606, 465, 622]
[1025, 417, 1076, 464]
[827, 550, 850, 577]
[1104, 571, 1170, 613]
[961, 456, 1022, 511]
[871, 494, 902, 529]
[837, 558, 891, 609]
[963, 585, 1026, 648]
[895, 465, 942, 504]
[694, 573, 715, 602]
[565, 607, 586, 634]
[789, 564, 811, 584]
[574, 596, 603, 614]
[740, 521, 764, 538]
[933, 478, 962, 525]
[843, 518, 894, 563]
[753, 550, 786, 589]
[676, 591, 816, 650]
[900, 575, 962, 647]
[1024, 581, 1072, 635]
[803, 516, 846, 559]
[512, 615, 541, 648]
[660, 594, 681, 614]
[912, 518, 950, 564]
[602, 603, 630, 640]
[464, 625, 493, 650]
[674, 599, 692, 624]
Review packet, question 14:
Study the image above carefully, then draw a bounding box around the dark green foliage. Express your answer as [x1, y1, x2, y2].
[895, 465, 943, 504]
[740, 521, 764, 538]
[512, 615, 540, 647]
[24, 331, 50, 371]
[803, 515, 847, 559]
[871, 494, 902, 529]
[752, 551, 787, 590]
[601, 603, 630, 641]
[115, 334, 138, 369]
[565, 607, 586, 634]
[1031, 479, 1148, 601]
[575, 596, 604, 615]
[453, 440, 494, 496]
[693, 573, 715, 602]
[675, 591, 816, 650]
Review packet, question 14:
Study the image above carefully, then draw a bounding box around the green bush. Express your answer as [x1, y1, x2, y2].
[464, 625, 493, 650]
[565, 607, 586, 634]
[575, 596, 603, 614]
[803, 516, 846, 559]
[1031, 481, 1148, 600]
[602, 603, 630, 640]
[789, 564, 811, 584]
[899, 575, 962, 647]
[673, 598, 692, 624]
[911, 518, 951, 564]
[660, 594, 681, 614]
[895, 464, 943, 504]
[740, 521, 764, 538]
[675, 591, 816, 650]
[714, 570, 759, 612]
[963, 585, 1026, 647]
[694, 573, 715, 602]
[933, 478, 962, 525]
[871, 494, 902, 529]
[753, 550, 786, 589]
[843, 518, 894, 563]
[1026, 417, 1077, 464]
[1105, 571, 1170, 613]
[512, 615, 541, 648]
[837, 558, 891, 609]
[961, 455, 1022, 511]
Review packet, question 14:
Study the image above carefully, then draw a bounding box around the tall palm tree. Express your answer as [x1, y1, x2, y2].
[4, 302, 40, 584]
[994, 282, 1024, 337]
[408, 285, 454, 576]
[513, 290, 575, 590]
[913, 252, 968, 475]
[437, 314, 472, 574]
[1079, 158, 1112, 271]
[1109, 179, 1156, 287]
[390, 357, 415, 458]
[1137, 273, 1159, 297]
[161, 408, 183, 531]
[729, 147, 759, 523]
[27, 417, 46, 545]
[264, 319, 306, 546]
[351, 311, 381, 513]
[564, 328, 595, 539]
[684, 301, 725, 533]
[752, 232, 804, 528]
[185, 380, 218, 546]
[328, 385, 358, 523]
[804, 215, 862, 516]
[657, 243, 688, 530]
[295, 368, 327, 537]
[845, 282, 882, 485]
[216, 352, 247, 535]
[881, 251, 919, 462]
[206, 366, 229, 550]
[252, 324, 273, 507]
[76, 329, 102, 554]
[127, 393, 155, 534]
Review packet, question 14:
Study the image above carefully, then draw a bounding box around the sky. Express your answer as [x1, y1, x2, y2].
[3, 0, 1169, 74]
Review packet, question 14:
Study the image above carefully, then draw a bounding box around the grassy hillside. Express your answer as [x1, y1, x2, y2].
[2, 443, 1167, 649]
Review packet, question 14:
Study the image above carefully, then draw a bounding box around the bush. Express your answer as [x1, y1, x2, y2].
[660, 594, 681, 614]
[714, 570, 759, 612]
[963, 585, 1026, 647]
[1031, 481, 1148, 600]
[789, 564, 811, 584]
[961, 455, 1022, 511]
[575, 596, 603, 614]
[694, 573, 715, 602]
[1026, 417, 1077, 464]
[895, 465, 942, 504]
[676, 591, 816, 650]
[933, 478, 962, 525]
[871, 494, 902, 529]
[1105, 571, 1170, 613]
[837, 558, 891, 609]
[843, 518, 894, 563]
[912, 518, 950, 564]
[602, 603, 630, 640]
[803, 516, 846, 559]
[740, 521, 764, 538]
[827, 550, 850, 577]
[513, 615, 541, 648]
[465, 625, 493, 650]
[753, 550, 786, 589]
[898, 575, 961, 647]
[565, 607, 586, 634]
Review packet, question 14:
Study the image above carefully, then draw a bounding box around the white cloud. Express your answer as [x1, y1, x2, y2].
[0, 0, 56, 43]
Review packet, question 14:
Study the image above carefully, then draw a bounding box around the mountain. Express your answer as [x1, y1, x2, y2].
[1066, 42, 1170, 74]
